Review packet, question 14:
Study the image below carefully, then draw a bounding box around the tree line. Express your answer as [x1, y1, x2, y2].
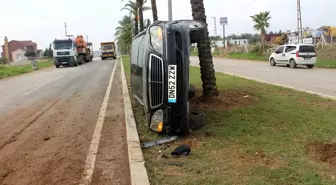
[116, 0, 273, 98]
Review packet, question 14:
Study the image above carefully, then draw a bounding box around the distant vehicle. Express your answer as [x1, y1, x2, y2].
[100, 42, 116, 60]
[130, 20, 207, 136]
[269, 44, 317, 68]
[53, 36, 93, 68]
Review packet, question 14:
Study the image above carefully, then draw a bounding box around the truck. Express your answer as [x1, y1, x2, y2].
[53, 35, 93, 68]
[100, 42, 116, 60]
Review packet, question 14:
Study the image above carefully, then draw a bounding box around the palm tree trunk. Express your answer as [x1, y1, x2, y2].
[138, 0, 144, 31]
[134, 19, 139, 35]
[151, 0, 158, 22]
[190, 0, 219, 99]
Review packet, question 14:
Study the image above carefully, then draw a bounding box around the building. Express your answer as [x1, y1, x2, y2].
[1, 36, 38, 62]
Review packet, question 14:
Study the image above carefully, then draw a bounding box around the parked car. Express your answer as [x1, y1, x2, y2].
[129, 20, 206, 136]
[269, 44, 317, 68]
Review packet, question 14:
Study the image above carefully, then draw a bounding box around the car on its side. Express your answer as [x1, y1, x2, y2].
[129, 20, 206, 136]
[269, 44, 317, 68]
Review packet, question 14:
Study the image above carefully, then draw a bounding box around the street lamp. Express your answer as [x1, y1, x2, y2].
[168, 0, 172, 21]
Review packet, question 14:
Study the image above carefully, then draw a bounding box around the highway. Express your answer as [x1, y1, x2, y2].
[190, 56, 336, 99]
[0, 58, 130, 185]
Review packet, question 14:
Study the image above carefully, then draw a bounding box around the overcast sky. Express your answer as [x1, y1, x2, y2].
[0, 0, 334, 52]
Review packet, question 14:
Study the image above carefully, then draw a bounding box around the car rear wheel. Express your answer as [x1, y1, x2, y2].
[177, 20, 207, 43]
[270, 58, 276, 66]
[307, 65, 314, 69]
[289, 59, 297, 68]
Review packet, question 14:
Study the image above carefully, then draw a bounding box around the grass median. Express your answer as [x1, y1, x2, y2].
[0, 60, 53, 80]
[122, 55, 336, 185]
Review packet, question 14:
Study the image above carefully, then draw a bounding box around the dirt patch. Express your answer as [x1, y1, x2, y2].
[308, 141, 336, 166]
[189, 89, 255, 110]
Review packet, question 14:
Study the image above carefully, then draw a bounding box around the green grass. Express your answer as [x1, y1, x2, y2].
[226, 52, 269, 61]
[122, 55, 336, 185]
[0, 60, 53, 80]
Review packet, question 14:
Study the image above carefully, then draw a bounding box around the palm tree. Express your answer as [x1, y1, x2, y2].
[190, 0, 219, 99]
[121, 0, 151, 35]
[115, 15, 133, 53]
[151, 0, 158, 22]
[250, 11, 271, 49]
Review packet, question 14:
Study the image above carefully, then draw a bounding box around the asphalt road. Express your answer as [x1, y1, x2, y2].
[190, 56, 336, 98]
[0, 58, 130, 185]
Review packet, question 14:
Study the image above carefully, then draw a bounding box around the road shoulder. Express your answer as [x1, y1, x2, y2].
[120, 58, 150, 185]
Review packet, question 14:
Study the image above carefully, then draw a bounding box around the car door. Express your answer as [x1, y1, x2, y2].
[274, 46, 285, 63]
[130, 36, 142, 98]
[136, 36, 146, 101]
[284, 45, 296, 63]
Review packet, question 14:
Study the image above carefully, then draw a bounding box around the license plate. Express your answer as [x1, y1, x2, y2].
[304, 58, 311, 60]
[168, 65, 177, 103]
[61, 62, 68, 64]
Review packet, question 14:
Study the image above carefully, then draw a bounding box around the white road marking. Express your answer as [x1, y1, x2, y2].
[23, 74, 67, 95]
[79, 60, 118, 185]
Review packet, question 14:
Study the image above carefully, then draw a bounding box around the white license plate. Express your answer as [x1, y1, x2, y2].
[168, 65, 177, 103]
[304, 58, 311, 60]
[61, 62, 68, 64]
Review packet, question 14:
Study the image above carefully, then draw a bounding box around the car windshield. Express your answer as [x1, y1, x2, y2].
[102, 45, 113, 50]
[299, 45, 315, 53]
[53, 41, 73, 50]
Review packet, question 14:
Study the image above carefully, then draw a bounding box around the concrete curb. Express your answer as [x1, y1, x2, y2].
[120, 58, 150, 185]
[190, 64, 336, 101]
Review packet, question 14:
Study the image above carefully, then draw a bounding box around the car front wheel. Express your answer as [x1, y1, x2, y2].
[270, 58, 276, 66]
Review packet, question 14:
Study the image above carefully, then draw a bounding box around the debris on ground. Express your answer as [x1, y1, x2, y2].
[141, 136, 178, 148]
[171, 144, 191, 157]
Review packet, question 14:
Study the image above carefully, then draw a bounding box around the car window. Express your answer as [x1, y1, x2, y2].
[299, 45, 315, 53]
[276, 46, 284, 53]
[137, 36, 146, 68]
[285, 46, 296, 53]
[131, 36, 142, 65]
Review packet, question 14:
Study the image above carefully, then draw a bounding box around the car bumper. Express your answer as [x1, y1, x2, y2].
[54, 56, 76, 65]
[295, 58, 317, 65]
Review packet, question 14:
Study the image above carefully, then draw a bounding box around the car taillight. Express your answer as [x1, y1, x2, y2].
[296, 51, 299, 57]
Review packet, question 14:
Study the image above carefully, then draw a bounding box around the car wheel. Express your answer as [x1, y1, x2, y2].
[178, 20, 207, 43]
[270, 58, 276, 66]
[286, 64, 290, 67]
[55, 65, 60, 68]
[307, 65, 314, 69]
[289, 59, 297, 68]
[189, 111, 205, 130]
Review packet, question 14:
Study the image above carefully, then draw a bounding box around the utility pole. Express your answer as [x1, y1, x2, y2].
[168, 0, 172, 21]
[211, 17, 217, 37]
[297, 0, 303, 44]
[64, 22, 68, 37]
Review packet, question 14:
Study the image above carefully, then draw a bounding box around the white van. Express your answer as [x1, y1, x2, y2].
[269, 44, 317, 68]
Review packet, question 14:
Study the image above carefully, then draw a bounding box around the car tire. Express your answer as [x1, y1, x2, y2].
[286, 64, 290, 67]
[289, 59, 297, 68]
[189, 111, 205, 130]
[270, 58, 276, 66]
[178, 20, 207, 43]
[55, 65, 60, 68]
[189, 85, 196, 98]
[307, 65, 314, 69]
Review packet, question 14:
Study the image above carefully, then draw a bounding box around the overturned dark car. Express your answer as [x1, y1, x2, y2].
[130, 20, 206, 136]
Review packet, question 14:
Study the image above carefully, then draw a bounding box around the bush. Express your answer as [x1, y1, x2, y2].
[0, 57, 8, 64]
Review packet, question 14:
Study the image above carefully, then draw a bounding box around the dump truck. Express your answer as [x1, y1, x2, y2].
[53, 35, 93, 68]
[100, 42, 116, 60]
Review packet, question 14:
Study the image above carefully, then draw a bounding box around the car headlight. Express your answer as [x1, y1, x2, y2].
[150, 109, 164, 133]
[150, 26, 163, 54]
